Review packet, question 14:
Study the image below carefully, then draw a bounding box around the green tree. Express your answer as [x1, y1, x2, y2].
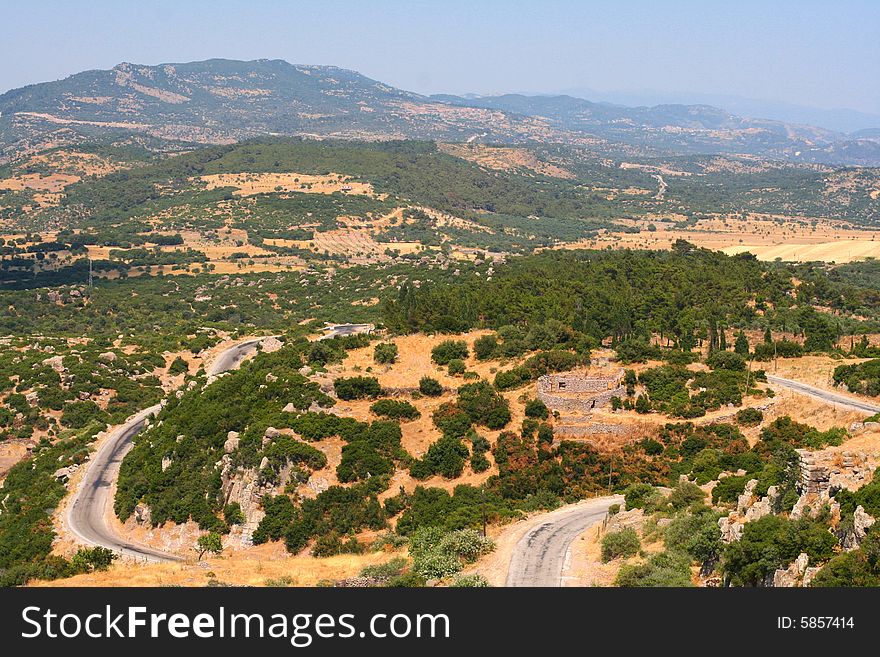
[196, 532, 224, 560]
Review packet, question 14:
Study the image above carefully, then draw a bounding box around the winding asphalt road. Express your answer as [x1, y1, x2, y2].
[66, 337, 269, 563]
[766, 374, 880, 414]
[506, 495, 623, 587]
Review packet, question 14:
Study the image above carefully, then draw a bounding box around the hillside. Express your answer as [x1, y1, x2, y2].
[2, 58, 880, 167]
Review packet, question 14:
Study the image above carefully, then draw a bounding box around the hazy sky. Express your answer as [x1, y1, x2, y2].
[3, 0, 879, 114]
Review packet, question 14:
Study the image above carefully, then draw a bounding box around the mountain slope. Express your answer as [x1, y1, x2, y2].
[2, 58, 879, 166]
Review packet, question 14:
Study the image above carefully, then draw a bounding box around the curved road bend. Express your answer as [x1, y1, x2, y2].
[506, 495, 624, 587]
[767, 375, 880, 415]
[66, 337, 269, 563]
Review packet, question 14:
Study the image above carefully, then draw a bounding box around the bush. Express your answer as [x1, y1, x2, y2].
[456, 381, 511, 430]
[168, 356, 189, 376]
[223, 502, 245, 525]
[712, 475, 749, 504]
[473, 335, 498, 361]
[408, 527, 493, 580]
[524, 398, 549, 420]
[615, 550, 693, 587]
[668, 481, 706, 509]
[447, 359, 466, 376]
[451, 574, 490, 587]
[706, 350, 746, 371]
[410, 436, 470, 479]
[736, 407, 764, 427]
[419, 376, 443, 397]
[624, 483, 655, 510]
[373, 343, 399, 364]
[334, 376, 382, 400]
[70, 547, 116, 574]
[370, 399, 420, 420]
[493, 367, 532, 390]
[601, 528, 640, 562]
[431, 340, 469, 366]
[60, 400, 106, 429]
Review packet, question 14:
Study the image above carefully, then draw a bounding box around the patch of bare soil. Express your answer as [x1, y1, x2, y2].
[31, 544, 401, 587]
[200, 172, 376, 197]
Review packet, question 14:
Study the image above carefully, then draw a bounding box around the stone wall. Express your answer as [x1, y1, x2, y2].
[538, 385, 626, 413]
[554, 422, 630, 437]
[537, 370, 624, 395]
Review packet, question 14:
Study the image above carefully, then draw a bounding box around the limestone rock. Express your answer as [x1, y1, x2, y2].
[42, 355, 65, 372]
[719, 515, 744, 543]
[224, 431, 240, 453]
[282, 402, 296, 413]
[98, 351, 117, 363]
[854, 505, 876, 541]
[773, 553, 809, 587]
[266, 373, 278, 383]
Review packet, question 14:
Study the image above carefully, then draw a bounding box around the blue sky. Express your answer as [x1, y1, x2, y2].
[3, 0, 879, 114]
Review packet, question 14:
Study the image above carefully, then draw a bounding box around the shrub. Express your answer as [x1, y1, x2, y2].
[409, 527, 494, 580]
[624, 483, 655, 510]
[370, 399, 421, 420]
[223, 502, 245, 526]
[168, 356, 189, 376]
[360, 557, 409, 581]
[493, 367, 532, 390]
[70, 547, 116, 574]
[411, 436, 470, 479]
[431, 340, 469, 366]
[706, 350, 746, 371]
[457, 381, 511, 429]
[451, 574, 490, 587]
[473, 335, 499, 361]
[447, 359, 466, 376]
[736, 407, 764, 427]
[419, 376, 443, 397]
[712, 475, 749, 504]
[601, 528, 640, 562]
[524, 398, 549, 420]
[373, 343, 399, 364]
[60, 400, 106, 429]
[334, 376, 382, 400]
[669, 481, 706, 509]
[615, 550, 693, 587]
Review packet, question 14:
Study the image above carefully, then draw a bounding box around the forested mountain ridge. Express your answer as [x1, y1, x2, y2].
[2, 58, 879, 166]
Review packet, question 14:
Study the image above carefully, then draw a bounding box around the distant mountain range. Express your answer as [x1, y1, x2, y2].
[1, 58, 879, 166]
[553, 88, 880, 135]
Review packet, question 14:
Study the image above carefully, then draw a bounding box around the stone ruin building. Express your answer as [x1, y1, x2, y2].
[537, 370, 626, 414]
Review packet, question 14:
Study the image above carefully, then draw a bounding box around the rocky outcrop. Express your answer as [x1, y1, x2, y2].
[772, 553, 810, 587]
[224, 431, 240, 453]
[719, 515, 744, 543]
